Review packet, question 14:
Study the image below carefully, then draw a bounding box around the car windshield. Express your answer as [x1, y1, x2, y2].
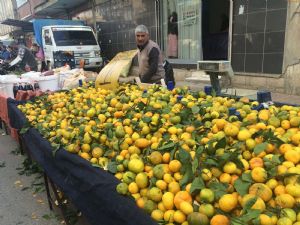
[52, 30, 97, 46]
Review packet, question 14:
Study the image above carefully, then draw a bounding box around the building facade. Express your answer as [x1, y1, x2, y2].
[5, 0, 300, 94]
[0, 0, 16, 38]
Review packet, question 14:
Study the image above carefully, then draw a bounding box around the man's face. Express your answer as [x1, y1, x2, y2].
[135, 32, 149, 46]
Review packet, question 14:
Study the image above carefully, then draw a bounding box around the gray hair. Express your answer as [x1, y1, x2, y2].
[135, 25, 149, 34]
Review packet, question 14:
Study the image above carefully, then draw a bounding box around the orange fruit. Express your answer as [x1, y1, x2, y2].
[162, 192, 174, 210]
[169, 160, 182, 173]
[251, 167, 267, 183]
[128, 158, 144, 173]
[174, 191, 192, 209]
[219, 173, 231, 183]
[210, 214, 230, 225]
[223, 162, 237, 174]
[259, 214, 272, 225]
[279, 144, 293, 154]
[149, 151, 163, 165]
[135, 138, 150, 149]
[187, 212, 210, 225]
[284, 150, 300, 164]
[274, 185, 286, 196]
[179, 201, 194, 215]
[156, 180, 168, 191]
[242, 194, 266, 211]
[164, 209, 175, 223]
[168, 181, 180, 194]
[248, 183, 272, 202]
[275, 194, 295, 208]
[151, 209, 164, 221]
[128, 182, 139, 194]
[162, 152, 171, 163]
[249, 157, 264, 169]
[218, 194, 238, 212]
[173, 210, 186, 223]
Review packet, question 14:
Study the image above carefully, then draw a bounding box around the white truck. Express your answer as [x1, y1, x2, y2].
[33, 19, 102, 70]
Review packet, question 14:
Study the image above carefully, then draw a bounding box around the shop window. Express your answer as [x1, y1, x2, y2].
[161, 0, 202, 61]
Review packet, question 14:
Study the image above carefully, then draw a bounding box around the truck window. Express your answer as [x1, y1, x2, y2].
[44, 29, 52, 45]
[52, 30, 97, 46]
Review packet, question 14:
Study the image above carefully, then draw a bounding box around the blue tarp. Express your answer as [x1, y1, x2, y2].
[7, 98, 157, 225]
[32, 19, 84, 48]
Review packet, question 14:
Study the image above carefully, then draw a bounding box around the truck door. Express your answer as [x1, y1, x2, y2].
[42, 28, 54, 68]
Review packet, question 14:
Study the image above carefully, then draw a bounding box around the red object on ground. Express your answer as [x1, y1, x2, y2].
[0, 94, 19, 141]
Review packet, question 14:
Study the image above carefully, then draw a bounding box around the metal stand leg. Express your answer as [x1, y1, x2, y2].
[45, 174, 71, 225]
[17, 131, 24, 155]
[44, 173, 53, 211]
[208, 72, 221, 95]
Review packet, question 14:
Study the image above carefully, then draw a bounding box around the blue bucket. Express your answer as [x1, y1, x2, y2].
[204, 85, 212, 95]
[229, 107, 237, 116]
[257, 91, 272, 103]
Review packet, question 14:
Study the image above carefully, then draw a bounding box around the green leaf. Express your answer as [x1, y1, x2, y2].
[191, 106, 200, 114]
[271, 155, 282, 165]
[192, 158, 199, 174]
[204, 158, 219, 167]
[158, 142, 176, 151]
[178, 148, 191, 164]
[195, 145, 204, 158]
[243, 197, 258, 211]
[42, 214, 51, 220]
[149, 177, 158, 188]
[233, 177, 251, 196]
[215, 137, 227, 149]
[51, 143, 60, 157]
[142, 117, 151, 123]
[179, 166, 193, 187]
[207, 181, 228, 200]
[253, 142, 268, 155]
[107, 161, 117, 174]
[241, 173, 253, 183]
[20, 126, 30, 134]
[272, 136, 285, 147]
[240, 209, 261, 223]
[92, 164, 101, 168]
[190, 176, 205, 194]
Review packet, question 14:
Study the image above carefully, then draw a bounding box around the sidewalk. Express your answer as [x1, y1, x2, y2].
[0, 130, 88, 225]
[176, 79, 300, 106]
[0, 132, 59, 225]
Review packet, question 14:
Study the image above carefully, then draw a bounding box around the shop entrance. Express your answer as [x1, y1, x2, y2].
[202, 0, 231, 60]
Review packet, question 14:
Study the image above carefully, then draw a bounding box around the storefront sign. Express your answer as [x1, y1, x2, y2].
[183, 8, 197, 26]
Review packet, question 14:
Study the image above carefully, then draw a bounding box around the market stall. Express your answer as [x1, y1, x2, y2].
[7, 98, 156, 225]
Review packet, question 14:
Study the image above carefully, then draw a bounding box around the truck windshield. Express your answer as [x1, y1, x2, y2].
[52, 30, 98, 46]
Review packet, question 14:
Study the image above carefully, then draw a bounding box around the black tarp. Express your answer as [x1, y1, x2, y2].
[7, 98, 156, 225]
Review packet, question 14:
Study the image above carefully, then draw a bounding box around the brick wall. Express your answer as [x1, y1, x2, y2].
[17, 0, 46, 20]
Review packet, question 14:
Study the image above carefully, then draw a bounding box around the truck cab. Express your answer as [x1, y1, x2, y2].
[41, 25, 102, 69]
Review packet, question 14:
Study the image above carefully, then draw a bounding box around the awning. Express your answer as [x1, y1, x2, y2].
[1, 19, 33, 32]
[34, 0, 87, 16]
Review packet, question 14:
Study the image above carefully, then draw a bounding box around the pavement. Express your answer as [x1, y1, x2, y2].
[0, 131, 62, 225]
[0, 129, 90, 225]
[176, 76, 300, 106]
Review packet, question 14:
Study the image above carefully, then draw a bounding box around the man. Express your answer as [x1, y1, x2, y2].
[1, 46, 11, 61]
[9, 42, 38, 71]
[135, 25, 165, 84]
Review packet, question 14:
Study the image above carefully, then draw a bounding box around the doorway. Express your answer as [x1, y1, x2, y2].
[202, 0, 231, 60]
